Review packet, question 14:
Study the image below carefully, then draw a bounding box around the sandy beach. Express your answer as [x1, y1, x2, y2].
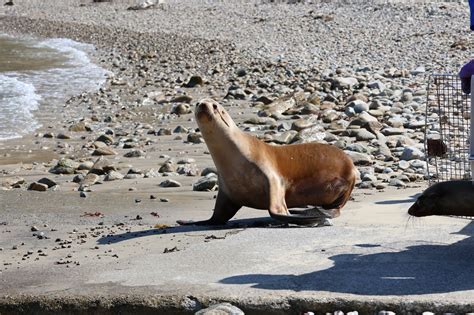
[1, 0, 474, 313]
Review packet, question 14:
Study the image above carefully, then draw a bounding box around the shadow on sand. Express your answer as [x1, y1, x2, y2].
[374, 193, 421, 205]
[97, 217, 301, 245]
[219, 221, 474, 295]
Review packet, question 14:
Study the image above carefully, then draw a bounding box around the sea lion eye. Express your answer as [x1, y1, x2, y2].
[213, 104, 218, 110]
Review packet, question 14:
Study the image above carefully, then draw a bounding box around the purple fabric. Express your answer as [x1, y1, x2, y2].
[459, 59, 474, 94]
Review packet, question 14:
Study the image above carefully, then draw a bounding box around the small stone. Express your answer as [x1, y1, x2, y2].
[124, 150, 145, 158]
[50, 158, 79, 174]
[31, 226, 39, 232]
[334, 77, 358, 89]
[159, 179, 182, 188]
[344, 151, 372, 166]
[104, 171, 124, 181]
[389, 178, 406, 188]
[81, 173, 100, 186]
[37, 178, 57, 188]
[400, 146, 425, 161]
[69, 121, 90, 132]
[96, 134, 114, 145]
[28, 182, 48, 192]
[159, 161, 176, 173]
[171, 95, 193, 103]
[171, 103, 191, 115]
[195, 303, 244, 315]
[160, 198, 169, 202]
[187, 133, 204, 144]
[80, 191, 87, 198]
[193, 174, 219, 191]
[56, 133, 71, 139]
[92, 147, 117, 156]
[184, 75, 204, 88]
[201, 167, 218, 176]
[150, 195, 157, 200]
[347, 100, 369, 113]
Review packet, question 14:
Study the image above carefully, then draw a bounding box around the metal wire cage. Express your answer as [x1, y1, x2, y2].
[425, 74, 472, 184]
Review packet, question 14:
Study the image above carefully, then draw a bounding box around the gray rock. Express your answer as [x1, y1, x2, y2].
[400, 146, 425, 161]
[96, 134, 114, 145]
[389, 178, 406, 187]
[159, 179, 182, 188]
[201, 167, 218, 176]
[37, 178, 57, 188]
[172, 103, 192, 115]
[184, 75, 204, 88]
[156, 128, 172, 136]
[159, 162, 176, 173]
[124, 150, 145, 158]
[177, 164, 199, 176]
[344, 151, 373, 165]
[144, 169, 160, 178]
[334, 77, 358, 89]
[78, 161, 94, 171]
[367, 80, 385, 91]
[90, 157, 115, 175]
[193, 174, 219, 191]
[69, 121, 90, 132]
[173, 126, 188, 133]
[50, 158, 79, 174]
[81, 173, 100, 187]
[269, 130, 298, 144]
[104, 171, 124, 181]
[187, 133, 204, 144]
[244, 117, 276, 125]
[195, 303, 244, 315]
[347, 100, 369, 113]
[381, 128, 405, 136]
[291, 118, 317, 131]
[353, 129, 376, 141]
[92, 147, 117, 156]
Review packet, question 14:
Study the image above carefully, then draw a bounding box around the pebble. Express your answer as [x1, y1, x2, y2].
[159, 179, 182, 188]
[193, 174, 218, 191]
[28, 182, 49, 192]
[92, 147, 117, 156]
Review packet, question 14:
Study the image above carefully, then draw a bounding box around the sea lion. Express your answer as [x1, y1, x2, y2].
[408, 180, 474, 217]
[178, 99, 357, 226]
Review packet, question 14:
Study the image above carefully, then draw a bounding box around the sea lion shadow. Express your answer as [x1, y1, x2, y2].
[96, 217, 302, 245]
[220, 221, 474, 295]
[374, 193, 421, 205]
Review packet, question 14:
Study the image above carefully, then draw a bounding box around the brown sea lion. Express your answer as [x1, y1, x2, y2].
[178, 99, 357, 226]
[408, 180, 474, 217]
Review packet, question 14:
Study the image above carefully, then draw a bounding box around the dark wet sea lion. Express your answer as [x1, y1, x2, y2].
[177, 99, 357, 226]
[408, 180, 474, 217]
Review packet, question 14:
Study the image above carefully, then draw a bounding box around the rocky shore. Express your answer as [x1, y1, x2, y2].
[0, 1, 473, 311]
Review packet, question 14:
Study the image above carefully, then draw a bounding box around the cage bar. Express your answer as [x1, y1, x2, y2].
[425, 74, 472, 183]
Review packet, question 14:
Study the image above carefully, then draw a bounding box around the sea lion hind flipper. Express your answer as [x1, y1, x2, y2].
[270, 207, 333, 226]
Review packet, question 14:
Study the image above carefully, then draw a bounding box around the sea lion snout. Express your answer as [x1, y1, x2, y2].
[195, 99, 216, 121]
[195, 99, 231, 128]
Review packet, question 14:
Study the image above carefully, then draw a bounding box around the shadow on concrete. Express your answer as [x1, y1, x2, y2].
[97, 217, 296, 245]
[219, 221, 474, 295]
[375, 193, 421, 205]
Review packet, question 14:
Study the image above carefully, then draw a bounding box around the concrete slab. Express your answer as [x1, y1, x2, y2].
[2, 187, 474, 314]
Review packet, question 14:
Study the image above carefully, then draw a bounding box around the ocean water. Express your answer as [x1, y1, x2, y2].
[0, 35, 108, 140]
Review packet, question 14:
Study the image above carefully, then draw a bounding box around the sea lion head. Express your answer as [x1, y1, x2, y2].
[195, 99, 236, 134]
[408, 189, 441, 217]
